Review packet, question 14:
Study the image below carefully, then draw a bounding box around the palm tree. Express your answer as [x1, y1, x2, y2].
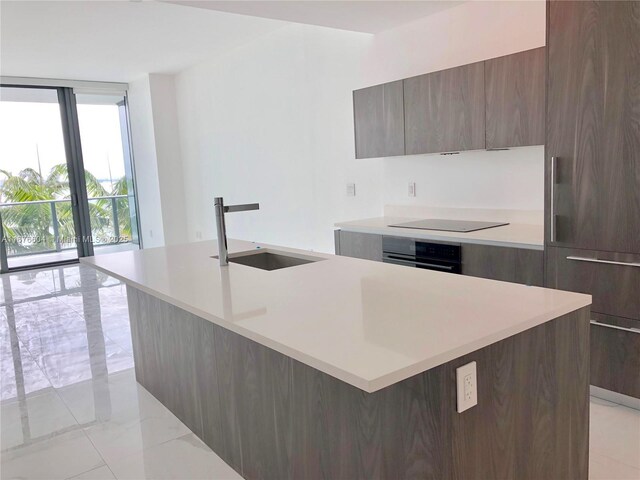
[111, 176, 132, 239]
[0, 164, 133, 256]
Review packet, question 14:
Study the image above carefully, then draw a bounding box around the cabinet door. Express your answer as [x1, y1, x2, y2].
[404, 62, 485, 154]
[462, 244, 516, 282]
[591, 321, 640, 399]
[546, 1, 640, 253]
[485, 47, 545, 148]
[462, 244, 543, 286]
[514, 248, 545, 287]
[545, 246, 640, 321]
[353, 81, 405, 159]
[335, 231, 382, 262]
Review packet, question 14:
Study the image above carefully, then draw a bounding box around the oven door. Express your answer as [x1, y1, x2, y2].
[382, 252, 459, 273]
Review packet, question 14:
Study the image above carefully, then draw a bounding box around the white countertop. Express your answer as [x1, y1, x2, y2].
[335, 217, 544, 250]
[82, 239, 589, 393]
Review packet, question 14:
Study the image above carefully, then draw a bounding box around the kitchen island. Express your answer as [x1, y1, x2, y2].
[83, 239, 591, 480]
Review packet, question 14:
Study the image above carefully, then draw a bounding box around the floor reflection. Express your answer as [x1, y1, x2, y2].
[1, 264, 134, 455]
[1, 264, 133, 403]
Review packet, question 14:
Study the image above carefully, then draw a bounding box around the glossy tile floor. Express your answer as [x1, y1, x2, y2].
[1, 264, 240, 480]
[1, 264, 639, 480]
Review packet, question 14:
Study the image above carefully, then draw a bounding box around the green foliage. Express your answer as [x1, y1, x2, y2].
[0, 164, 133, 256]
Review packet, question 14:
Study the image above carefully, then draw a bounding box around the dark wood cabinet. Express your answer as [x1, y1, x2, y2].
[353, 49, 548, 157]
[336, 231, 545, 286]
[335, 230, 383, 262]
[546, 1, 640, 400]
[545, 247, 640, 321]
[404, 62, 486, 154]
[485, 47, 545, 149]
[591, 321, 640, 399]
[514, 247, 545, 286]
[353, 81, 405, 159]
[462, 244, 544, 286]
[546, 0, 640, 253]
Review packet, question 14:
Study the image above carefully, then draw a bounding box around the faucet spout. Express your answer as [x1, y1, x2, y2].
[214, 197, 260, 266]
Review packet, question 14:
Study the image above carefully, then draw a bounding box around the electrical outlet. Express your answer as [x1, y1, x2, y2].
[346, 183, 356, 197]
[195, 231, 202, 240]
[408, 182, 416, 197]
[456, 361, 477, 413]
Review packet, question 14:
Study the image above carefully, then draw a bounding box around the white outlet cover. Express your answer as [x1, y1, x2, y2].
[456, 361, 477, 413]
[346, 183, 356, 197]
[408, 182, 416, 197]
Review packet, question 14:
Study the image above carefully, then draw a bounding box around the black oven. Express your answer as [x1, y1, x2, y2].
[382, 236, 461, 274]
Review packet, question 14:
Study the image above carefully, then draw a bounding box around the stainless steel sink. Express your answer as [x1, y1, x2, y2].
[223, 250, 324, 271]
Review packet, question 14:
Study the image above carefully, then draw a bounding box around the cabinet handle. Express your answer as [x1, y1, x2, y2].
[549, 156, 557, 242]
[591, 320, 640, 334]
[566, 256, 640, 268]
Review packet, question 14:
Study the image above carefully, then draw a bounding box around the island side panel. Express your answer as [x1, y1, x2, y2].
[126, 286, 590, 480]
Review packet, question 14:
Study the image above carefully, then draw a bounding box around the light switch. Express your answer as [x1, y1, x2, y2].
[346, 183, 356, 197]
[408, 182, 416, 197]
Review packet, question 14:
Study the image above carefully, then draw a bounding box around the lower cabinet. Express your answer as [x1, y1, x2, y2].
[335, 230, 544, 287]
[590, 320, 640, 399]
[545, 247, 640, 321]
[461, 244, 544, 286]
[546, 246, 640, 399]
[334, 230, 383, 262]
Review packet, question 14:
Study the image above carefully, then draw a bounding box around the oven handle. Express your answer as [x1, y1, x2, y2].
[383, 255, 455, 271]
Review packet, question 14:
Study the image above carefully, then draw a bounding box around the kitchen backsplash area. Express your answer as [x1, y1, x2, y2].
[382, 145, 544, 212]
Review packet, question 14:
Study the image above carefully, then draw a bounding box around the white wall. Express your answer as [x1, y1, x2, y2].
[384, 147, 544, 210]
[175, 26, 379, 251]
[171, 0, 546, 253]
[128, 74, 189, 247]
[148, 74, 189, 246]
[127, 75, 165, 248]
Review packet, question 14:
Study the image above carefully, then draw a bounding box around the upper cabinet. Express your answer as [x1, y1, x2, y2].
[404, 62, 486, 155]
[353, 80, 405, 159]
[353, 49, 547, 158]
[546, 1, 640, 253]
[485, 47, 545, 149]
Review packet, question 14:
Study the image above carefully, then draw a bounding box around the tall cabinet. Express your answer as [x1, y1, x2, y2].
[545, 0, 640, 399]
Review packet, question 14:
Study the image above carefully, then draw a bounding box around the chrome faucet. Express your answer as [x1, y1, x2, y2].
[214, 197, 260, 266]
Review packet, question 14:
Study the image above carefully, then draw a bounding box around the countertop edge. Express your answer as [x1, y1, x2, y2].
[366, 297, 591, 392]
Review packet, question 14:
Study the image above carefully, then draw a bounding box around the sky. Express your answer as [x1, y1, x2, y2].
[0, 96, 127, 193]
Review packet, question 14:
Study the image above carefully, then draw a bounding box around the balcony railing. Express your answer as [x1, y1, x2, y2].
[0, 195, 134, 258]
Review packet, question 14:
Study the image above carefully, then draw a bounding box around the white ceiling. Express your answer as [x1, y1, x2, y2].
[165, 0, 464, 34]
[0, 0, 286, 83]
[0, 0, 464, 83]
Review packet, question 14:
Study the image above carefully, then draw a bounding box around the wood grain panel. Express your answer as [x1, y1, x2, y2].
[128, 287, 590, 480]
[336, 231, 382, 262]
[546, 0, 640, 253]
[514, 248, 544, 286]
[545, 246, 640, 321]
[590, 321, 640, 398]
[213, 324, 293, 479]
[193, 317, 225, 455]
[485, 47, 545, 148]
[462, 244, 543, 286]
[404, 62, 486, 154]
[127, 287, 206, 437]
[462, 243, 516, 282]
[353, 81, 405, 159]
